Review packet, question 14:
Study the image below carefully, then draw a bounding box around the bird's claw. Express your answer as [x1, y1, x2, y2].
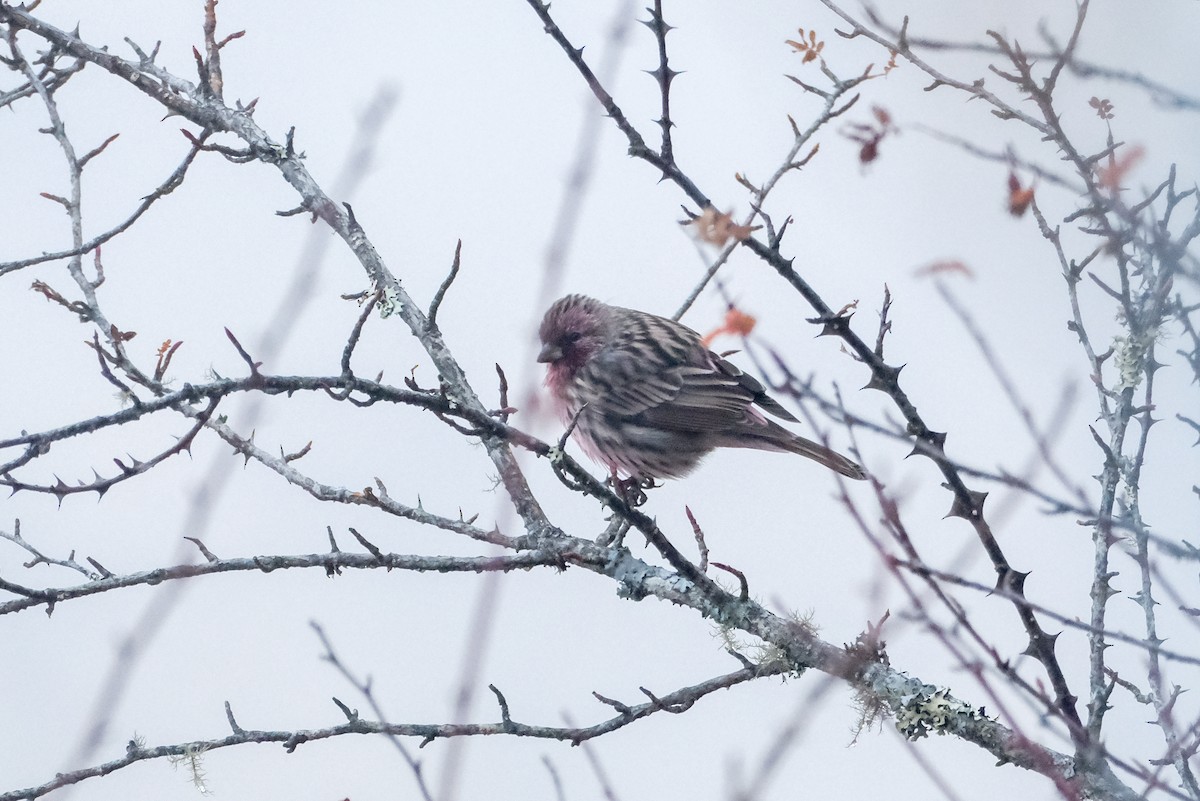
[607, 474, 657, 507]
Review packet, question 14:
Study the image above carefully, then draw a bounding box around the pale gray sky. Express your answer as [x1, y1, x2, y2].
[1, 1, 1197, 799]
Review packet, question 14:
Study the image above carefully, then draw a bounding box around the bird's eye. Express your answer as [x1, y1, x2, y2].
[563, 331, 583, 345]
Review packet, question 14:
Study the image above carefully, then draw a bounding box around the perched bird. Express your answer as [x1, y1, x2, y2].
[537, 294, 866, 482]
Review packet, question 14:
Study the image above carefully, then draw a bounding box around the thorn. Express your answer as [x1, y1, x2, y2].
[906, 429, 946, 459]
[638, 16, 675, 34]
[1024, 631, 1061, 659]
[925, 430, 947, 450]
[945, 488, 987, 521]
[810, 313, 853, 337]
[863, 363, 904, 392]
[998, 567, 1030, 595]
[645, 66, 682, 88]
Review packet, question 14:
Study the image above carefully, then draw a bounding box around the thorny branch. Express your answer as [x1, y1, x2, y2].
[527, 0, 1087, 745]
[0, 533, 566, 617]
[820, 1, 1198, 792]
[1, 2, 1195, 800]
[0, 656, 786, 801]
[526, 3, 1198, 797]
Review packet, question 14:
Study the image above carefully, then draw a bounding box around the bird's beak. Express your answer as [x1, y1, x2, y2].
[537, 343, 562, 363]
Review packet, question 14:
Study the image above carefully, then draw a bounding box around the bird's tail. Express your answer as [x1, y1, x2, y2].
[784, 434, 866, 480]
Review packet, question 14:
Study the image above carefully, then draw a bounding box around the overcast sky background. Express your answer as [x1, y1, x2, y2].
[1, 1, 1197, 799]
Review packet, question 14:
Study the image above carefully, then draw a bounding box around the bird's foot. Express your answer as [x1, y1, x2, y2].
[607, 474, 658, 508]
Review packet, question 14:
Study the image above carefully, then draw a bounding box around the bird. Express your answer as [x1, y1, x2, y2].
[537, 294, 866, 483]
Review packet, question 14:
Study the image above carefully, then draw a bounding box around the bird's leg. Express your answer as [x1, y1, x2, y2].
[606, 473, 658, 508]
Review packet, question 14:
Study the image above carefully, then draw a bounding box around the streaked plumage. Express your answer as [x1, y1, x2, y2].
[537, 294, 866, 482]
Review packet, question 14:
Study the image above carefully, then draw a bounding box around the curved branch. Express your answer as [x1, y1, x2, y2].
[0, 545, 576, 617]
[0, 659, 786, 801]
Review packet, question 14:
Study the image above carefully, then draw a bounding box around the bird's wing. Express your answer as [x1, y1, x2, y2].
[576, 347, 688, 416]
[708, 351, 799, 423]
[578, 310, 799, 432]
[581, 354, 767, 433]
[633, 365, 761, 432]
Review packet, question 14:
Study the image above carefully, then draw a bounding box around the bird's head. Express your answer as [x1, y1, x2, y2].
[537, 295, 609, 374]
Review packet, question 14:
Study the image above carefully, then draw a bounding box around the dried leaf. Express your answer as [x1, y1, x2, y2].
[1088, 96, 1115, 120]
[689, 207, 761, 247]
[1097, 145, 1144, 190]
[786, 28, 825, 64]
[841, 106, 895, 165]
[701, 307, 758, 347]
[1006, 171, 1035, 217]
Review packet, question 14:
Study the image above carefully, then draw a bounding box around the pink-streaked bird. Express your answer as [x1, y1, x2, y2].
[537, 294, 866, 482]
